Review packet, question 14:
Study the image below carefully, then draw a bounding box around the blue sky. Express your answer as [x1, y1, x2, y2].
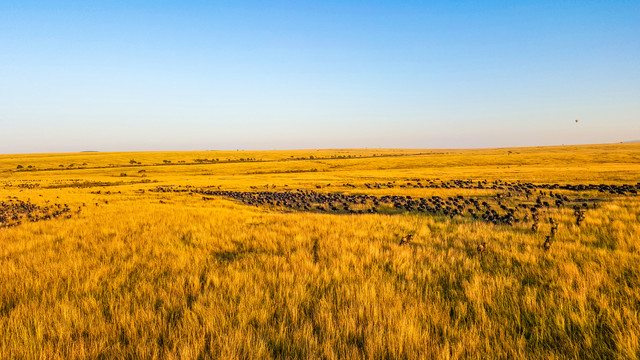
[1, 1, 638, 153]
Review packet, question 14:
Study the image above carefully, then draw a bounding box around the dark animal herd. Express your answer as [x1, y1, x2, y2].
[362, 179, 638, 196]
[153, 180, 640, 251]
[0, 198, 76, 228]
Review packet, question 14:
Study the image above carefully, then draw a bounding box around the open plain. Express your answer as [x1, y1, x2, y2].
[1, 143, 640, 359]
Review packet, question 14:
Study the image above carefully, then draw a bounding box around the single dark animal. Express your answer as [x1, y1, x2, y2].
[399, 234, 413, 245]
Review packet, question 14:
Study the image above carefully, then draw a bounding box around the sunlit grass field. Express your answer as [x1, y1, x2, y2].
[1, 143, 640, 359]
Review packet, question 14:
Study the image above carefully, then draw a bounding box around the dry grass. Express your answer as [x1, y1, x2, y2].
[1, 143, 640, 359]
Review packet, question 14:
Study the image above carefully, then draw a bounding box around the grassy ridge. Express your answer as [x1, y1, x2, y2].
[1, 143, 640, 359]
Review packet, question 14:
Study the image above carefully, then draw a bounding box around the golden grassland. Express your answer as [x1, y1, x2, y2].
[1, 143, 640, 359]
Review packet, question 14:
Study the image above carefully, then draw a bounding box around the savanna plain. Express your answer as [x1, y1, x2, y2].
[1, 143, 640, 359]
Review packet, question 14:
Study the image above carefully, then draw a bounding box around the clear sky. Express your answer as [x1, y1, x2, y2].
[1, 1, 638, 153]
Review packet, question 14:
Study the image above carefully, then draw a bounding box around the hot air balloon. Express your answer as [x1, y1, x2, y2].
[575, 119, 579, 123]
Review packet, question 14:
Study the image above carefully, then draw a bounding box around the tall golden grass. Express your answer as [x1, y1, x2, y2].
[1, 143, 639, 359]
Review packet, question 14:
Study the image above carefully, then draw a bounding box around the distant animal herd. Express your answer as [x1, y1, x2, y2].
[152, 179, 640, 251]
[0, 198, 78, 228]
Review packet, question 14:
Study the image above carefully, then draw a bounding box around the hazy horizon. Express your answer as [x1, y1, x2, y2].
[2, 140, 639, 156]
[2, 1, 639, 153]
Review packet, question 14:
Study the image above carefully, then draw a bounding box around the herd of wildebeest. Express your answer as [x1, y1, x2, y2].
[0, 198, 75, 229]
[150, 179, 640, 251]
[3, 179, 639, 252]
